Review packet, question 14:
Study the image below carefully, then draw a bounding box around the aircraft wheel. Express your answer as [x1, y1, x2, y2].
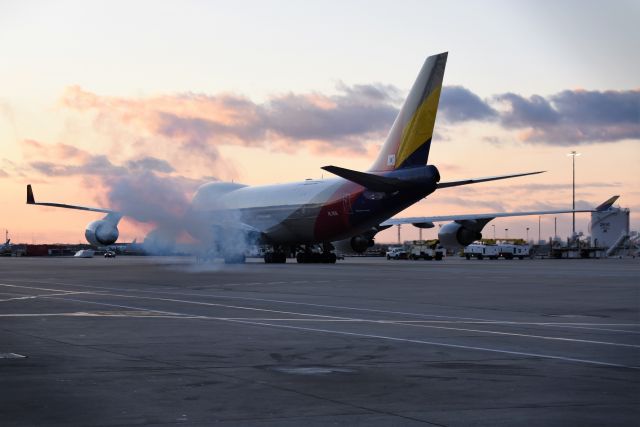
[324, 253, 337, 263]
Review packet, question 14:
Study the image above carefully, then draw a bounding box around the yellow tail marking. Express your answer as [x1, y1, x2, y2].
[394, 85, 442, 168]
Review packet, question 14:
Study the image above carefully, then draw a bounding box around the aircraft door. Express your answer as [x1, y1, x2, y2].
[342, 195, 353, 215]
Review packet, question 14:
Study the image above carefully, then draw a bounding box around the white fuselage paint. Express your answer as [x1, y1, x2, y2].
[189, 178, 351, 244]
[219, 179, 341, 210]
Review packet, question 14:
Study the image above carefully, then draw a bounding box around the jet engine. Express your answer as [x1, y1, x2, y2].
[332, 233, 376, 254]
[85, 220, 119, 246]
[438, 222, 482, 249]
[349, 235, 374, 253]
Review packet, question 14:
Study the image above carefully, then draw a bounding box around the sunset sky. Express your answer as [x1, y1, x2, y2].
[1, 0, 638, 244]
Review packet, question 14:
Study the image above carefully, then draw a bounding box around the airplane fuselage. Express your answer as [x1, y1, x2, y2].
[189, 165, 440, 245]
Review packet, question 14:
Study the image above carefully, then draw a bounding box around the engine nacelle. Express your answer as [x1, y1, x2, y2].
[438, 222, 482, 249]
[349, 235, 374, 253]
[85, 220, 119, 246]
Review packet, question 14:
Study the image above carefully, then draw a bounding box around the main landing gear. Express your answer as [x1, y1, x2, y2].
[296, 252, 337, 263]
[296, 243, 337, 264]
[264, 251, 287, 264]
[263, 244, 339, 264]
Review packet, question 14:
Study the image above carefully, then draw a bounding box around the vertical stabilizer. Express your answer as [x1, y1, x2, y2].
[369, 52, 447, 171]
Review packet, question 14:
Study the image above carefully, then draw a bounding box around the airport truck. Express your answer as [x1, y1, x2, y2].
[498, 243, 530, 260]
[408, 240, 445, 260]
[386, 246, 409, 260]
[464, 243, 499, 260]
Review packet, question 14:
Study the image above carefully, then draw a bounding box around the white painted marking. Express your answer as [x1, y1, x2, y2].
[223, 319, 640, 370]
[0, 312, 201, 319]
[0, 353, 26, 359]
[0, 291, 100, 302]
[4, 279, 636, 336]
[2, 283, 638, 349]
[40, 294, 640, 370]
[380, 320, 640, 349]
[87, 292, 640, 348]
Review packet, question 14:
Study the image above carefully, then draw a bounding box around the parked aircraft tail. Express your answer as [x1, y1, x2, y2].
[369, 52, 447, 172]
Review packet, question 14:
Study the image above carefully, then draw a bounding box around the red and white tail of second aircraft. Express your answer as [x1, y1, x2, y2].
[27, 52, 619, 263]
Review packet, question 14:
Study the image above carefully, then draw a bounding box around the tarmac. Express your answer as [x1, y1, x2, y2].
[1, 255, 638, 426]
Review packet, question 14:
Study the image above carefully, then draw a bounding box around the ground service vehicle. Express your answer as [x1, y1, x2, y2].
[464, 243, 499, 260]
[498, 244, 530, 260]
[387, 247, 408, 260]
[409, 240, 444, 260]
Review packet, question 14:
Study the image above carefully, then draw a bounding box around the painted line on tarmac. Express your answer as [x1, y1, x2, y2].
[3, 282, 639, 349]
[0, 291, 100, 302]
[65, 290, 640, 348]
[37, 295, 640, 370]
[376, 320, 640, 349]
[0, 312, 201, 319]
[224, 319, 640, 370]
[64, 283, 639, 335]
[7, 279, 636, 337]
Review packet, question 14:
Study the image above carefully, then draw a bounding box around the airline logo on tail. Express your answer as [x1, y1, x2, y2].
[370, 52, 448, 172]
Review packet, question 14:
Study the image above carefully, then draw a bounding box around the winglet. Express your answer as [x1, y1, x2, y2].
[595, 195, 619, 211]
[27, 184, 35, 204]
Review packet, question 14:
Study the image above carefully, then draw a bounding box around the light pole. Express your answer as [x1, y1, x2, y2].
[526, 227, 530, 243]
[538, 216, 541, 244]
[505, 228, 509, 239]
[567, 151, 581, 236]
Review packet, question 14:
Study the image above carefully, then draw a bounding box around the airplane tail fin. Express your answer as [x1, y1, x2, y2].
[369, 52, 448, 172]
[595, 195, 619, 211]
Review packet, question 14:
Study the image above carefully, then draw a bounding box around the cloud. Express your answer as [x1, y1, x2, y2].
[439, 86, 497, 122]
[61, 84, 400, 157]
[495, 89, 640, 144]
[23, 141, 206, 232]
[435, 196, 507, 212]
[61, 84, 639, 155]
[0, 169, 8, 178]
[125, 157, 175, 173]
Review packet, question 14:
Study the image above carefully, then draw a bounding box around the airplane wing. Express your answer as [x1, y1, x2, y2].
[26, 184, 120, 214]
[380, 196, 620, 227]
[437, 171, 545, 188]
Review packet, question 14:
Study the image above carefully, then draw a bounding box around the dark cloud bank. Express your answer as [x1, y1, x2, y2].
[63, 84, 639, 160]
[153, 85, 640, 147]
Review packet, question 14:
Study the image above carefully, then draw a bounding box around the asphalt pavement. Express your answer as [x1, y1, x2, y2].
[1, 255, 638, 426]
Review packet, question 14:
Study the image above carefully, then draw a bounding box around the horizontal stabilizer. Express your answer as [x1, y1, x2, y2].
[26, 184, 118, 214]
[322, 165, 408, 192]
[438, 171, 545, 189]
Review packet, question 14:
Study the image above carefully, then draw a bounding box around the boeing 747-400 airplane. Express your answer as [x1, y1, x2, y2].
[27, 52, 618, 263]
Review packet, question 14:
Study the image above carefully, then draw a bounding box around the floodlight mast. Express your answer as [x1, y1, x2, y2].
[567, 151, 581, 236]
